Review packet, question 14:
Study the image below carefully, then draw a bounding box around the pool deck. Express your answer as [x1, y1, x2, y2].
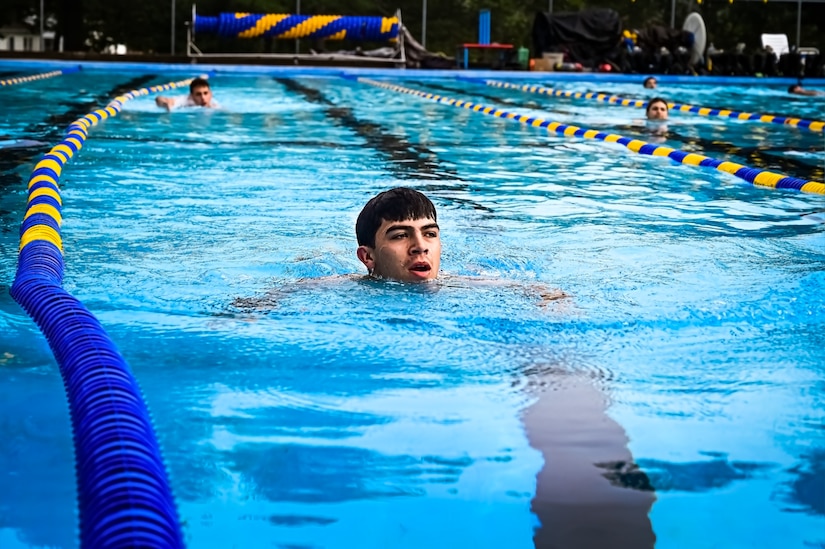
[2, 55, 825, 85]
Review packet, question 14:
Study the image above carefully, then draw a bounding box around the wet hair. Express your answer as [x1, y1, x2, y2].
[643, 76, 657, 88]
[190, 77, 211, 93]
[788, 84, 800, 93]
[356, 187, 437, 247]
[645, 97, 668, 117]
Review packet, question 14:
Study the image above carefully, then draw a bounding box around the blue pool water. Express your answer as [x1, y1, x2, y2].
[1, 65, 824, 548]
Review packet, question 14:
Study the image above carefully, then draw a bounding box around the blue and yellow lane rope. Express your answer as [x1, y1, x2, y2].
[486, 80, 825, 133]
[20, 77, 196, 256]
[1, 68, 71, 87]
[358, 78, 825, 196]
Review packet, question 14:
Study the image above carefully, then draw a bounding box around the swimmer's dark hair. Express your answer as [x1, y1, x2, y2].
[788, 84, 800, 93]
[646, 97, 668, 115]
[356, 187, 437, 248]
[190, 77, 210, 93]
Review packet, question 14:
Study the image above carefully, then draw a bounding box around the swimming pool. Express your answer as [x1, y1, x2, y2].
[1, 61, 823, 548]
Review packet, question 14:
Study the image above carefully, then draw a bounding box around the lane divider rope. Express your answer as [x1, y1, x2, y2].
[485, 80, 825, 133]
[12, 76, 197, 549]
[359, 78, 824, 195]
[0, 66, 81, 87]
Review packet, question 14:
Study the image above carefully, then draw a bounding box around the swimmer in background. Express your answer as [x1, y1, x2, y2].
[643, 76, 657, 89]
[155, 77, 220, 111]
[788, 84, 824, 97]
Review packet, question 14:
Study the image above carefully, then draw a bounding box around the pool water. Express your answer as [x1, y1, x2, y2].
[1, 68, 824, 548]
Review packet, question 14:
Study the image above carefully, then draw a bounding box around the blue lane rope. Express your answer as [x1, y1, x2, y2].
[11, 77, 197, 548]
[194, 13, 400, 41]
[0, 66, 81, 87]
[358, 78, 825, 195]
[485, 80, 825, 133]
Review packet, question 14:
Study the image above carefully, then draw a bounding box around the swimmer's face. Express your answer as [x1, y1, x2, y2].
[190, 85, 212, 106]
[357, 217, 441, 283]
[646, 101, 668, 120]
[644, 78, 657, 89]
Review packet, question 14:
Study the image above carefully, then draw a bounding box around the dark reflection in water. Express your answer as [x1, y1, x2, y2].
[523, 369, 656, 549]
[229, 444, 469, 503]
[781, 449, 825, 516]
[267, 515, 337, 526]
[599, 453, 775, 492]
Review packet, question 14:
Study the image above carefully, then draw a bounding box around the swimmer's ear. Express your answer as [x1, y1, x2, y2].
[357, 246, 375, 273]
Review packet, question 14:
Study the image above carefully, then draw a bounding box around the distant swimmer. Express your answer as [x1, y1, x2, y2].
[155, 77, 221, 111]
[788, 84, 824, 97]
[643, 76, 657, 89]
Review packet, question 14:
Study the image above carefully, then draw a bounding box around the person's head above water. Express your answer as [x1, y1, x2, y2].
[646, 97, 669, 120]
[643, 76, 657, 89]
[356, 187, 441, 283]
[188, 77, 213, 106]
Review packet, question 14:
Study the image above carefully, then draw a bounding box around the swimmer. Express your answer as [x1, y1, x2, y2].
[787, 84, 824, 97]
[355, 187, 441, 283]
[155, 77, 220, 111]
[643, 76, 657, 89]
[645, 97, 668, 121]
[231, 187, 567, 310]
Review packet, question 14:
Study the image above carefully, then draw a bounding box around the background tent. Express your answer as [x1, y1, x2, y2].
[531, 8, 622, 68]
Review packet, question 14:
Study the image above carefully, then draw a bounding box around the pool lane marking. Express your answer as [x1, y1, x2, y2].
[485, 80, 825, 134]
[358, 78, 825, 196]
[0, 66, 80, 87]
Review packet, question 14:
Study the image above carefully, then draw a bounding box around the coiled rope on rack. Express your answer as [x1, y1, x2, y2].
[194, 13, 399, 41]
[0, 66, 80, 87]
[12, 76, 196, 549]
[359, 78, 824, 195]
[485, 80, 825, 133]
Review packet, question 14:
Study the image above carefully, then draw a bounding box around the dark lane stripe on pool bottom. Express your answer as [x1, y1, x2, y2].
[25, 74, 159, 141]
[523, 370, 656, 549]
[275, 77, 462, 182]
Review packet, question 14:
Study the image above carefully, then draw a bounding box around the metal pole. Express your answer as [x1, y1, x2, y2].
[40, 0, 44, 51]
[548, 0, 553, 14]
[171, 0, 175, 55]
[671, 0, 676, 28]
[422, 0, 427, 49]
[796, 0, 801, 48]
[296, 0, 300, 54]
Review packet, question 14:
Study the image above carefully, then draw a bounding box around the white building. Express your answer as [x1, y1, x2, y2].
[0, 25, 44, 52]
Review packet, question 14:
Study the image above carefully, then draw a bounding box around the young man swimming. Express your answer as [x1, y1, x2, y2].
[155, 77, 220, 111]
[355, 187, 441, 283]
[231, 187, 565, 310]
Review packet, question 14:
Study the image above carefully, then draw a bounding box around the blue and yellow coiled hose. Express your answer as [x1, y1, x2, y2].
[194, 13, 400, 41]
[13, 77, 196, 549]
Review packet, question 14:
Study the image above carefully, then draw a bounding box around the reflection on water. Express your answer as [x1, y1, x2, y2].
[0, 72, 823, 548]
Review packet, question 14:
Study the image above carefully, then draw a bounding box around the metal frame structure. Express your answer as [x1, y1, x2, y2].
[186, 4, 406, 67]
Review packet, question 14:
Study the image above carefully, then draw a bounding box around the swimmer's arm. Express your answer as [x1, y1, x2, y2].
[155, 96, 176, 111]
[231, 274, 363, 311]
[439, 274, 570, 305]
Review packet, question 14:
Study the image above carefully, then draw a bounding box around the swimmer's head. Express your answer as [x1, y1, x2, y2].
[646, 97, 668, 120]
[643, 76, 657, 89]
